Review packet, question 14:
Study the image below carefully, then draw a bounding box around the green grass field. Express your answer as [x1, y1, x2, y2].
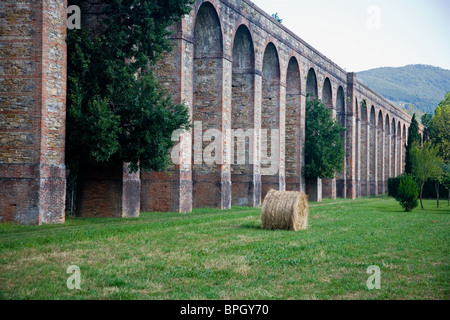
[0, 196, 448, 300]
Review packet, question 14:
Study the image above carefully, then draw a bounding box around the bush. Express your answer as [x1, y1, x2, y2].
[395, 175, 419, 212]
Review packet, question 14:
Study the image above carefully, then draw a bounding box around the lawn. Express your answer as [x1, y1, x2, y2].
[0, 196, 448, 300]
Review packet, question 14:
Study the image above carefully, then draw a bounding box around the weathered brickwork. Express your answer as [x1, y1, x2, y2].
[144, 0, 423, 211]
[0, 0, 67, 224]
[1, 0, 424, 224]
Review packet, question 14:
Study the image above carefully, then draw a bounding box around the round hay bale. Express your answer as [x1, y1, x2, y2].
[261, 189, 308, 231]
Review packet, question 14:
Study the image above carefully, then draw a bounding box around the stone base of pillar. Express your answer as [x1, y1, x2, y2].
[221, 172, 231, 209]
[306, 177, 322, 202]
[0, 164, 66, 225]
[76, 164, 140, 218]
[346, 179, 356, 199]
[39, 164, 67, 223]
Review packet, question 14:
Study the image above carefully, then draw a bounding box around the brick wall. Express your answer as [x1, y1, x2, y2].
[0, 0, 67, 224]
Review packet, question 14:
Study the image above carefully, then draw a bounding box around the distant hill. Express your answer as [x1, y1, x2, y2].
[357, 64, 450, 118]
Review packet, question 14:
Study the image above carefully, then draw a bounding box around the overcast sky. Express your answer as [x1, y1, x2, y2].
[251, 0, 450, 72]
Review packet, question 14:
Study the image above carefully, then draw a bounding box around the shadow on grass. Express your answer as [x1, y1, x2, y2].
[238, 223, 262, 230]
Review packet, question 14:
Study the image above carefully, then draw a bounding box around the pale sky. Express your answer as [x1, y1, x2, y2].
[251, 0, 450, 72]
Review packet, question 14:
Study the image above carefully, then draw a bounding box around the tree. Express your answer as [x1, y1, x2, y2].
[66, 0, 194, 174]
[442, 163, 450, 206]
[395, 174, 419, 212]
[404, 113, 421, 174]
[428, 92, 450, 163]
[421, 113, 432, 127]
[410, 141, 443, 209]
[304, 98, 346, 179]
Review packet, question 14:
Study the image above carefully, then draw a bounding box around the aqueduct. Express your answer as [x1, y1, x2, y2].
[0, 0, 424, 224]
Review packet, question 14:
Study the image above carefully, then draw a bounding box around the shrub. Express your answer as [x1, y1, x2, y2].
[395, 175, 419, 212]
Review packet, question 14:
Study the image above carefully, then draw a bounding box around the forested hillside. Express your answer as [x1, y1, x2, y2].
[357, 64, 450, 116]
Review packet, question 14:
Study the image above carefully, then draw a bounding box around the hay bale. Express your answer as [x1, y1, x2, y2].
[261, 189, 308, 231]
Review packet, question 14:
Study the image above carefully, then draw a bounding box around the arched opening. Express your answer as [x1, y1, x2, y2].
[402, 124, 407, 173]
[336, 86, 346, 198]
[192, 2, 223, 208]
[322, 78, 332, 109]
[305, 67, 320, 201]
[231, 25, 255, 206]
[306, 68, 318, 100]
[369, 106, 376, 195]
[355, 99, 360, 196]
[397, 122, 402, 175]
[391, 118, 396, 176]
[285, 57, 301, 191]
[384, 115, 390, 185]
[360, 100, 368, 196]
[377, 110, 384, 194]
[261, 42, 280, 200]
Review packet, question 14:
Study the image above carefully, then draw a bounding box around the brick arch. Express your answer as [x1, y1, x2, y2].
[192, 0, 225, 208]
[193, 2, 224, 59]
[369, 106, 377, 195]
[306, 67, 318, 100]
[377, 110, 384, 193]
[261, 42, 281, 199]
[397, 121, 402, 174]
[384, 114, 391, 181]
[336, 86, 345, 126]
[391, 118, 397, 176]
[322, 77, 333, 109]
[360, 99, 369, 195]
[285, 56, 302, 191]
[230, 23, 255, 206]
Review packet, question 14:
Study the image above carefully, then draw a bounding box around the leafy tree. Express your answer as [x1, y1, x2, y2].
[66, 0, 194, 174]
[303, 98, 346, 179]
[411, 141, 443, 209]
[404, 113, 420, 174]
[421, 113, 432, 127]
[428, 92, 450, 163]
[395, 174, 419, 212]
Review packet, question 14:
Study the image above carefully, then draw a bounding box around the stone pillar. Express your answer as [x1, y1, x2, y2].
[377, 124, 384, 194]
[356, 116, 361, 197]
[0, 0, 67, 225]
[323, 108, 337, 199]
[221, 58, 232, 209]
[384, 127, 391, 191]
[369, 119, 378, 196]
[345, 73, 356, 199]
